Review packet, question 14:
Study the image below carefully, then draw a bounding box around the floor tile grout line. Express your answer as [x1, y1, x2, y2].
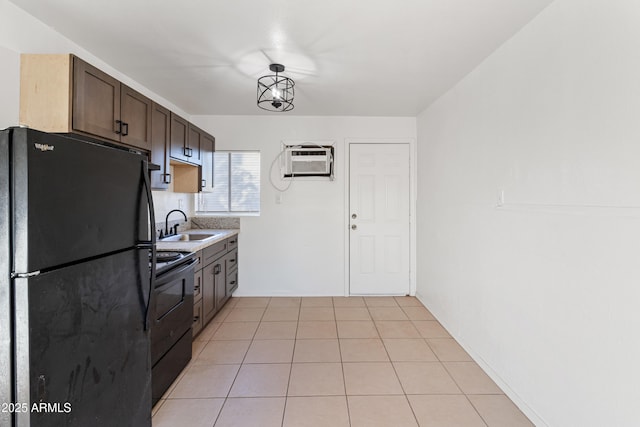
[281, 298, 303, 427]
[440, 360, 471, 397]
[280, 363, 294, 426]
[463, 394, 490, 427]
[185, 297, 530, 425]
[211, 303, 266, 426]
[423, 336, 456, 363]
[210, 300, 268, 425]
[335, 301, 353, 427]
[369, 306, 422, 427]
[377, 300, 426, 424]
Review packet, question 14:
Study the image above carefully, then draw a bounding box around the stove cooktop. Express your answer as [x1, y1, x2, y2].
[152, 250, 195, 276]
[156, 251, 183, 262]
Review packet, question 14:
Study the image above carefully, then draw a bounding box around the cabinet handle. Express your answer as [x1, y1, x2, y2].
[214, 264, 221, 275]
[163, 173, 172, 184]
[229, 280, 236, 285]
[183, 146, 190, 157]
[230, 259, 236, 263]
[201, 179, 206, 187]
[115, 120, 122, 134]
[122, 122, 129, 136]
[229, 240, 236, 244]
[193, 316, 200, 322]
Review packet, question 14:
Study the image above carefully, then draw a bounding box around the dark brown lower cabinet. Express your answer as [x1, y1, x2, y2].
[192, 268, 203, 336]
[202, 262, 216, 324]
[214, 260, 227, 313]
[193, 236, 238, 336]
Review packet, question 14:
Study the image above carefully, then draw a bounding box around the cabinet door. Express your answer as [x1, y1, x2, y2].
[193, 299, 203, 337]
[187, 123, 202, 166]
[170, 113, 189, 162]
[226, 269, 238, 295]
[225, 238, 238, 296]
[121, 84, 152, 150]
[193, 269, 203, 303]
[151, 103, 171, 190]
[72, 57, 121, 141]
[225, 249, 238, 273]
[202, 262, 216, 323]
[214, 259, 227, 311]
[200, 133, 215, 191]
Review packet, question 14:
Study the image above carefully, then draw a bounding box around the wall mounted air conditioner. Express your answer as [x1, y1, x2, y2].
[283, 145, 334, 178]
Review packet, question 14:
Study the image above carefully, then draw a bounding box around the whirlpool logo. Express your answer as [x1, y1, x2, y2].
[34, 143, 54, 152]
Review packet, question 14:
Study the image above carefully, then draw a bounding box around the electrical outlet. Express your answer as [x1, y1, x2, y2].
[275, 194, 283, 204]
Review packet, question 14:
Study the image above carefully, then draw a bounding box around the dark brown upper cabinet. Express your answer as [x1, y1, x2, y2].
[151, 103, 171, 190]
[188, 123, 203, 165]
[169, 113, 203, 166]
[20, 53, 216, 193]
[20, 54, 152, 151]
[120, 84, 153, 150]
[200, 133, 215, 192]
[72, 59, 120, 142]
[170, 113, 189, 162]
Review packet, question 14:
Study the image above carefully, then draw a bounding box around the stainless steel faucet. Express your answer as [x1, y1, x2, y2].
[164, 209, 188, 236]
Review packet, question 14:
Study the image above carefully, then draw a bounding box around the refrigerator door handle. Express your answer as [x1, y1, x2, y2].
[11, 270, 41, 279]
[141, 160, 156, 331]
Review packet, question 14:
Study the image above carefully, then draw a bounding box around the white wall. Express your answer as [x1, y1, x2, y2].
[416, 0, 640, 426]
[152, 166, 196, 224]
[192, 115, 416, 296]
[0, 0, 195, 217]
[0, 44, 19, 128]
[0, 0, 188, 120]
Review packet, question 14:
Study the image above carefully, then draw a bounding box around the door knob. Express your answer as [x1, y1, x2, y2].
[351, 224, 357, 230]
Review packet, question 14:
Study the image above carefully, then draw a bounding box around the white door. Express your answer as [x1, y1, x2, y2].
[349, 143, 410, 295]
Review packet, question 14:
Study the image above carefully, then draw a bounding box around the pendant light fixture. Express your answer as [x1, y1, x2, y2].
[257, 63, 295, 112]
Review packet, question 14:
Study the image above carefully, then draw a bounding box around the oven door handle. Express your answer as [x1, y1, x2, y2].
[156, 258, 199, 286]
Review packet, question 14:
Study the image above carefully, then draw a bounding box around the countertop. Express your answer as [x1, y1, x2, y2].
[156, 229, 239, 253]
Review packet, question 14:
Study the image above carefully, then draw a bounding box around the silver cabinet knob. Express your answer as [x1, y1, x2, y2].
[351, 213, 357, 219]
[351, 224, 357, 230]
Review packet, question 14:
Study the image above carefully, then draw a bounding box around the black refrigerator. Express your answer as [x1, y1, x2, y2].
[0, 127, 155, 426]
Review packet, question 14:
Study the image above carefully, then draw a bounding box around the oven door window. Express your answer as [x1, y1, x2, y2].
[156, 277, 186, 320]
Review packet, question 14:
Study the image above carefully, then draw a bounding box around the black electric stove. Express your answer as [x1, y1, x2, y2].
[150, 249, 198, 405]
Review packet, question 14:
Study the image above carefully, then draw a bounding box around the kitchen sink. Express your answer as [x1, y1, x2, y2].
[160, 232, 220, 242]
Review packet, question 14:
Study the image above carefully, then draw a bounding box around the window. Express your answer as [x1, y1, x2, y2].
[197, 151, 260, 214]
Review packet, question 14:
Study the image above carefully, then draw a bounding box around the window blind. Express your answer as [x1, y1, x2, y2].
[197, 151, 260, 214]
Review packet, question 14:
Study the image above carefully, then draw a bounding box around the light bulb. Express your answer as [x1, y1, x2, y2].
[271, 87, 282, 100]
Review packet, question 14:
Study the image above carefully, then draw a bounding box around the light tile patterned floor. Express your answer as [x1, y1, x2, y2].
[152, 296, 533, 427]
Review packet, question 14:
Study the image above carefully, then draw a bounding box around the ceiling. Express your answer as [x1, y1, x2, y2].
[10, 0, 554, 116]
